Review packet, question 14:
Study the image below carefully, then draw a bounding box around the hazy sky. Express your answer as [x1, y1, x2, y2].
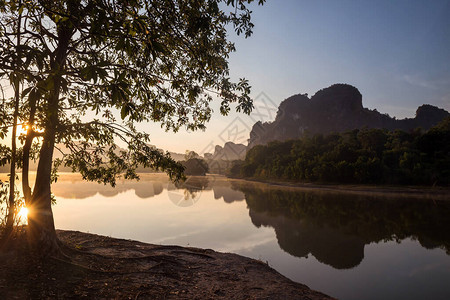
[145, 0, 450, 154]
[2, 1, 450, 155]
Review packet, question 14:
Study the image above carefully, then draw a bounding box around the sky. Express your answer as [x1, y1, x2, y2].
[2, 1, 450, 155]
[144, 0, 450, 154]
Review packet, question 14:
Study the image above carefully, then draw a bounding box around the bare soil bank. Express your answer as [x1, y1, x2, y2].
[0, 230, 333, 299]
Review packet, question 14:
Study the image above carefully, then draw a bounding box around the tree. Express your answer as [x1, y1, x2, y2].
[0, 0, 265, 255]
[0, 0, 22, 236]
[181, 157, 209, 176]
[185, 150, 200, 160]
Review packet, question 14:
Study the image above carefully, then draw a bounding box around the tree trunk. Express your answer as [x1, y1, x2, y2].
[22, 132, 33, 205]
[22, 92, 38, 206]
[26, 13, 72, 256]
[4, 116, 17, 235]
[27, 82, 61, 255]
[4, 6, 22, 235]
[27, 130, 59, 255]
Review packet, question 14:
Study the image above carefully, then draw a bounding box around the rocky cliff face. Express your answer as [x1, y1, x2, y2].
[248, 84, 449, 148]
[210, 142, 247, 161]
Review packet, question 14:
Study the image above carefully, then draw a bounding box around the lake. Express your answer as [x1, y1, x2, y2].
[13, 173, 450, 299]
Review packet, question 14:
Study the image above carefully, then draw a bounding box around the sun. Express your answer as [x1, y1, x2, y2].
[17, 207, 29, 220]
[17, 124, 29, 135]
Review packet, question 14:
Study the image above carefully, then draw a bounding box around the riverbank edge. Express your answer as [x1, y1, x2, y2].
[1, 229, 334, 299]
[225, 175, 450, 200]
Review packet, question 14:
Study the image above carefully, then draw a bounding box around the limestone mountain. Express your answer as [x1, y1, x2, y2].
[207, 142, 247, 161]
[202, 142, 247, 174]
[249, 84, 449, 148]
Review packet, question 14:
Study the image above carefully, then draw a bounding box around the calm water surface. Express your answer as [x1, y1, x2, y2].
[36, 173, 450, 299]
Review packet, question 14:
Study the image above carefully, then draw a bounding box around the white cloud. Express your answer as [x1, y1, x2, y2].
[401, 74, 437, 89]
[401, 74, 450, 90]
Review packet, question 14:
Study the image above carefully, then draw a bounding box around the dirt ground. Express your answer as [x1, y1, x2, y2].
[0, 230, 334, 299]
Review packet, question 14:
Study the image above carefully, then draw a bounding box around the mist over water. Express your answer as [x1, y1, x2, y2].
[39, 173, 450, 300]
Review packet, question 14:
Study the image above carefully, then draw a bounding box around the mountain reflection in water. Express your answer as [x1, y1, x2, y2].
[51, 173, 240, 203]
[51, 174, 209, 200]
[51, 174, 167, 199]
[232, 182, 450, 269]
[50, 173, 450, 272]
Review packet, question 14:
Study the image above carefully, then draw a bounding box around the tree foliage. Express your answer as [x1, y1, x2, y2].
[233, 118, 450, 186]
[181, 157, 209, 176]
[1, 0, 264, 184]
[0, 0, 265, 252]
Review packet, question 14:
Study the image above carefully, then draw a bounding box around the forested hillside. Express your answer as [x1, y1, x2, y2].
[230, 117, 450, 185]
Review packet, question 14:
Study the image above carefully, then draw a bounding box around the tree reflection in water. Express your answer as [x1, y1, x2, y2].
[50, 173, 449, 270]
[168, 176, 210, 207]
[51, 174, 168, 200]
[232, 182, 450, 269]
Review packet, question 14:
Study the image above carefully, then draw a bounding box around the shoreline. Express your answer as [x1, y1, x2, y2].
[1, 230, 334, 299]
[4, 172, 448, 200]
[225, 175, 450, 200]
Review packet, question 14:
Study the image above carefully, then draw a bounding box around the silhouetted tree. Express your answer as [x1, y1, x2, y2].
[181, 158, 209, 176]
[0, 0, 265, 255]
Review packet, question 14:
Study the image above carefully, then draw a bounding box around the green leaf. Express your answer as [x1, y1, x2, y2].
[21, 86, 33, 97]
[121, 105, 129, 119]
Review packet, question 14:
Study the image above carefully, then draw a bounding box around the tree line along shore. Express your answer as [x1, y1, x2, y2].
[227, 117, 450, 186]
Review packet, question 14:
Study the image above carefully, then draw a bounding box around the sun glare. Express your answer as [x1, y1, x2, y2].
[17, 124, 28, 135]
[17, 124, 44, 136]
[18, 207, 29, 220]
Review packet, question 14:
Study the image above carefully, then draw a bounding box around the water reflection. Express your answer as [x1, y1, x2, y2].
[51, 174, 169, 200]
[232, 182, 450, 269]
[51, 174, 248, 204]
[168, 177, 210, 207]
[39, 173, 450, 299]
[50, 174, 450, 271]
[172, 176, 209, 192]
[212, 180, 245, 203]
